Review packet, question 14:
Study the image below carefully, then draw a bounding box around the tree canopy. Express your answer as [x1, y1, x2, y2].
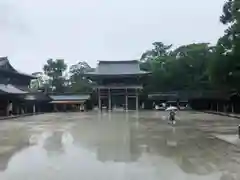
[209, 0, 240, 92]
[43, 59, 67, 93]
[68, 61, 93, 93]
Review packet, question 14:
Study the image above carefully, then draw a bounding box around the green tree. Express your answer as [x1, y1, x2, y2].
[208, 36, 232, 90]
[172, 43, 213, 90]
[141, 42, 213, 92]
[31, 72, 52, 92]
[140, 42, 173, 92]
[69, 61, 93, 93]
[43, 59, 67, 93]
[140, 42, 172, 62]
[209, 0, 240, 92]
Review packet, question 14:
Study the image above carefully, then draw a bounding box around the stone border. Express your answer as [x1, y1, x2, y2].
[0, 113, 45, 120]
[204, 111, 240, 119]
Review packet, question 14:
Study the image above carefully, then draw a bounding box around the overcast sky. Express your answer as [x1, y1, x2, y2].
[0, 0, 226, 73]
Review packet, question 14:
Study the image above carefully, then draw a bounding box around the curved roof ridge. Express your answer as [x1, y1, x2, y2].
[0, 56, 17, 72]
[0, 56, 35, 79]
[98, 60, 139, 64]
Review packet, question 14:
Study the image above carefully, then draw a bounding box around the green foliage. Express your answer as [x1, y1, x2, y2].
[141, 0, 240, 93]
[141, 42, 213, 92]
[43, 59, 67, 93]
[209, 0, 240, 92]
[69, 61, 93, 93]
[36, 59, 93, 93]
[220, 0, 233, 24]
[140, 42, 172, 62]
[31, 72, 52, 92]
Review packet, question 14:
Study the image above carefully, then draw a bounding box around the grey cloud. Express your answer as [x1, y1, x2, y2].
[0, 1, 28, 34]
[0, 0, 226, 73]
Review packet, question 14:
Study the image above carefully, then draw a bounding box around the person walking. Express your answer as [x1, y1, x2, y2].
[169, 110, 176, 125]
[7, 101, 13, 116]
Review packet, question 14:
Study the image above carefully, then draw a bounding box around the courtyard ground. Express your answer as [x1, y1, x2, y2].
[0, 111, 239, 179]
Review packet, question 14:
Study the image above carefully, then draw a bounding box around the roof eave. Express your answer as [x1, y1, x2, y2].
[85, 72, 150, 77]
[0, 57, 36, 79]
[98, 60, 138, 64]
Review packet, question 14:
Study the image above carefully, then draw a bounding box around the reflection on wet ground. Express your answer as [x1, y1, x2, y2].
[0, 111, 239, 179]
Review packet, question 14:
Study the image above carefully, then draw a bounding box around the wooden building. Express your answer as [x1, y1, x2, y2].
[48, 94, 91, 112]
[0, 57, 50, 116]
[85, 60, 149, 110]
[146, 90, 240, 113]
[147, 92, 180, 109]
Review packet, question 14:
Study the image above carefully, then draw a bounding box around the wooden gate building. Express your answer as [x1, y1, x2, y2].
[86, 60, 149, 110]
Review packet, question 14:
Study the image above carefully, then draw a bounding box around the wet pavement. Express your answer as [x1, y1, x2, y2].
[0, 111, 239, 179]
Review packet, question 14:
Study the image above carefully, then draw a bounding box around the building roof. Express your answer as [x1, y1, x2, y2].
[95, 85, 143, 89]
[49, 94, 90, 103]
[148, 92, 179, 101]
[21, 93, 51, 101]
[148, 91, 229, 101]
[0, 57, 35, 79]
[86, 60, 149, 76]
[0, 84, 28, 94]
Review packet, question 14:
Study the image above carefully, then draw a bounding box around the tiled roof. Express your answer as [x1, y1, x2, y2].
[49, 94, 90, 101]
[86, 60, 149, 76]
[0, 57, 35, 79]
[23, 93, 51, 101]
[148, 91, 229, 100]
[0, 84, 28, 94]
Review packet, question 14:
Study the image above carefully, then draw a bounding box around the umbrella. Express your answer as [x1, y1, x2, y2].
[165, 106, 178, 111]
